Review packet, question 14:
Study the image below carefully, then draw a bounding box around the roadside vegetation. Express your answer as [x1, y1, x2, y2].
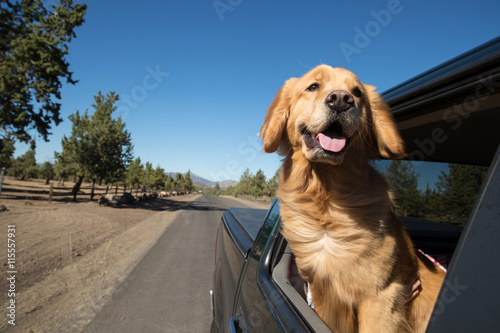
[204, 168, 279, 198]
[203, 161, 486, 226]
[0, 0, 197, 201]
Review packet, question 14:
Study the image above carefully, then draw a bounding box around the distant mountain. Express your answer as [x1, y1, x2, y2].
[165, 172, 237, 189]
[218, 179, 238, 189]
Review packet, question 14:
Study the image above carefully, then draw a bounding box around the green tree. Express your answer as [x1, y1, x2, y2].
[235, 168, 252, 195]
[251, 169, 267, 196]
[264, 168, 280, 197]
[40, 161, 54, 185]
[184, 170, 194, 192]
[126, 157, 143, 191]
[142, 162, 154, 190]
[165, 175, 174, 190]
[58, 109, 91, 199]
[173, 172, 184, 190]
[0, 0, 86, 142]
[88, 92, 133, 185]
[420, 183, 443, 218]
[436, 163, 487, 225]
[221, 184, 235, 196]
[57, 91, 133, 201]
[152, 165, 166, 189]
[0, 134, 15, 169]
[385, 160, 421, 217]
[233, 169, 271, 196]
[11, 142, 37, 180]
[54, 151, 73, 185]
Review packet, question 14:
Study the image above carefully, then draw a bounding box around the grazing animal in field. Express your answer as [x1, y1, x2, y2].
[98, 194, 118, 207]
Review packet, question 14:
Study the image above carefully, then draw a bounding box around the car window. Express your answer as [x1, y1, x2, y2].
[268, 159, 488, 333]
[375, 160, 488, 226]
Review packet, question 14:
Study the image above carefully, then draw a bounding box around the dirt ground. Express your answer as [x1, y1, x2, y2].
[0, 177, 223, 332]
[0, 177, 269, 332]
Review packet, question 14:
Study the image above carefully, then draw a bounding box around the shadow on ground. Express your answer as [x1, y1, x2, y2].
[119, 197, 226, 212]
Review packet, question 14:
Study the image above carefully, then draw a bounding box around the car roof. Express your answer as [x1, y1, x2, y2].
[382, 37, 500, 166]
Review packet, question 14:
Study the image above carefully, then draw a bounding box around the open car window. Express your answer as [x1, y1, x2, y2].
[268, 158, 489, 332]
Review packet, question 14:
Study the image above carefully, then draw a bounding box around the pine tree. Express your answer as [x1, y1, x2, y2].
[165, 175, 174, 190]
[0, 0, 86, 142]
[57, 91, 133, 201]
[40, 161, 54, 185]
[264, 168, 280, 197]
[174, 172, 184, 190]
[251, 169, 266, 196]
[54, 151, 73, 186]
[10, 140, 37, 180]
[184, 170, 194, 192]
[436, 163, 487, 224]
[58, 109, 91, 198]
[152, 165, 166, 190]
[143, 162, 154, 190]
[235, 169, 252, 195]
[126, 157, 143, 192]
[88, 92, 133, 185]
[385, 160, 421, 217]
[0, 134, 15, 169]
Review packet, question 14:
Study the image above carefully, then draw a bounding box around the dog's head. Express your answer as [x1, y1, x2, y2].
[260, 65, 406, 165]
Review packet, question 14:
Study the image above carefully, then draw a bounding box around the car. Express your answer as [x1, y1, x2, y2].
[211, 36, 500, 333]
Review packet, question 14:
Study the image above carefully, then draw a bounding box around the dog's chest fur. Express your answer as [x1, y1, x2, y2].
[277, 160, 400, 297]
[280, 204, 395, 291]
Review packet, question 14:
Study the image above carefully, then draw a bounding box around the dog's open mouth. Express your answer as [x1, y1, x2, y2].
[302, 122, 350, 155]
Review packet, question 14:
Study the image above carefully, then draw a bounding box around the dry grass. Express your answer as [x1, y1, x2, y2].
[0, 176, 200, 332]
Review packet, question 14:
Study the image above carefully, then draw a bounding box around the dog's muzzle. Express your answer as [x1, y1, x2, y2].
[325, 90, 354, 113]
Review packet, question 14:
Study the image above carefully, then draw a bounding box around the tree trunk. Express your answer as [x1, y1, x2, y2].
[90, 180, 96, 201]
[72, 175, 84, 202]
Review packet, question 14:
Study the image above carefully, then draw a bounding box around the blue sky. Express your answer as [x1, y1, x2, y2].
[16, 0, 500, 184]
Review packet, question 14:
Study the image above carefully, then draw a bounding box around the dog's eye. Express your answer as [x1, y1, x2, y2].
[307, 83, 320, 92]
[353, 87, 362, 98]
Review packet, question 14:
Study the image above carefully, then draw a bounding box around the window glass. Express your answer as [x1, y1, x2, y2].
[375, 160, 488, 226]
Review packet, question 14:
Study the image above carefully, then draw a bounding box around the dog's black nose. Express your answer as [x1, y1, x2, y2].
[325, 90, 354, 112]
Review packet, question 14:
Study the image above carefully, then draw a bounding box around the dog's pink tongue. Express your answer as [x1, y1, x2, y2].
[317, 133, 346, 153]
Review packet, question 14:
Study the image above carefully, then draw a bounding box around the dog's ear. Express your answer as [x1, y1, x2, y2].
[260, 78, 298, 153]
[364, 84, 407, 159]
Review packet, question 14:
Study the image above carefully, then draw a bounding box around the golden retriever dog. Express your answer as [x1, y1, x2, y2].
[260, 65, 445, 333]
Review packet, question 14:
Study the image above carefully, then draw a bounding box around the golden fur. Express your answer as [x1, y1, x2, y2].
[260, 65, 445, 333]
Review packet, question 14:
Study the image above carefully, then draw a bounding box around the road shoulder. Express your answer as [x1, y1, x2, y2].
[1, 195, 200, 332]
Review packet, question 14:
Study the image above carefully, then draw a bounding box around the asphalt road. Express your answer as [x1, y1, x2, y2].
[82, 195, 257, 333]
